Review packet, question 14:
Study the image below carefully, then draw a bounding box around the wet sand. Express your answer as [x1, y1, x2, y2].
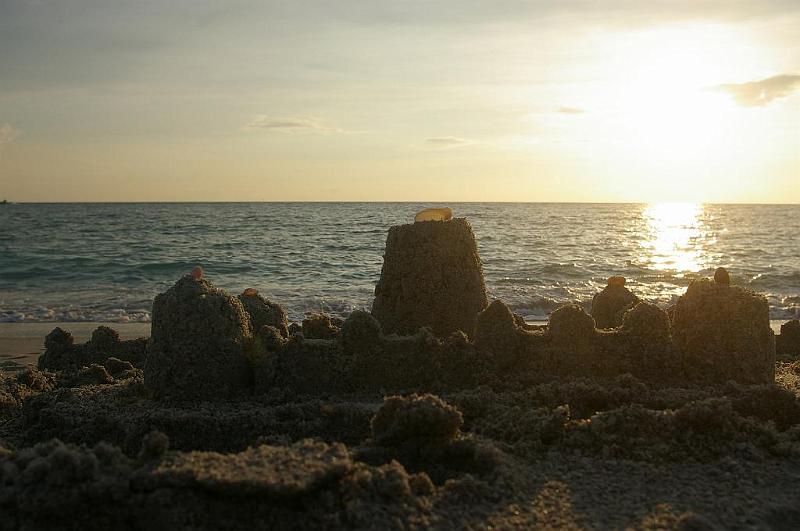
[0, 323, 150, 371]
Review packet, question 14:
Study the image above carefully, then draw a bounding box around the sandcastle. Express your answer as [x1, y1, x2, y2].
[5, 221, 798, 530]
[144, 275, 253, 401]
[591, 276, 640, 328]
[776, 319, 800, 358]
[130, 219, 778, 399]
[238, 288, 289, 337]
[671, 277, 775, 383]
[34, 219, 783, 402]
[38, 326, 147, 372]
[371, 216, 488, 337]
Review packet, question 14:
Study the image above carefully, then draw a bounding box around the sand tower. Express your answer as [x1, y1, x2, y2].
[372, 217, 488, 337]
[591, 276, 640, 329]
[145, 274, 252, 400]
[671, 278, 775, 383]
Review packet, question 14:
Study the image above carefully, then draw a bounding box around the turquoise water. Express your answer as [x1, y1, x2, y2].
[0, 203, 798, 323]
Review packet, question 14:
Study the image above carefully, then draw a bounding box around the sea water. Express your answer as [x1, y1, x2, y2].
[1, 202, 798, 323]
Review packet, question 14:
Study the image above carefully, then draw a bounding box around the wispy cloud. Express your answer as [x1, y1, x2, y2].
[556, 106, 586, 114]
[0, 123, 19, 145]
[715, 74, 800, 107]
[246, 115, 343, 133]
[425, 136, 475, 148]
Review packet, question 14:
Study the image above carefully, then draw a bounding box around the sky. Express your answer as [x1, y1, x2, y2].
[0, 0, 798, 203]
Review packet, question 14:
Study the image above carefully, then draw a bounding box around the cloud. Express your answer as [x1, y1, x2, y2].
[0, 123, 19, 145]
[556, 106, 586, 114]
[715, 74, 800, 107]
[246, 115, 343, 133]
[425, 136, 474, 148]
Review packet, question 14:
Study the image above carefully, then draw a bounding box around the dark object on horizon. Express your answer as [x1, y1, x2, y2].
[371, 218, 488, 337]
[714, 267, 731, 285]
[591, 276, 640, 329]
[671, 279, 774, 384]
[776, 319, 800, 358]
[0, 199, 9, 205]
[145, 275, 252, 401]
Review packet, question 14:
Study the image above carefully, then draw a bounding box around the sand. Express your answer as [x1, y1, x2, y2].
[0, 323, 149, 371]
[0, 320, 789, 372]
[3, 361, 800, 529]
[1, 311, 797, 528]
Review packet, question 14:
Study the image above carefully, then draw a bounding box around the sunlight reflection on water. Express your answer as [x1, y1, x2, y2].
[638, 203, 716, 276]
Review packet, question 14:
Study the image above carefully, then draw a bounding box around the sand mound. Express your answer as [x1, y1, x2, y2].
[38, 326, 147, 372]
[591, 278, 640, 329]
[145, 275, 252, 401]
[671, 279, 774, 384]
[372, 218, 488, 337]
[371, 394, 463, 447]
[777, 319, 800, 359]
[302, 313, 341, 339]
[238, 291, 289, 337]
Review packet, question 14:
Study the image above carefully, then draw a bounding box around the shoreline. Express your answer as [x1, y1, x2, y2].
[0, 322, 150, 372]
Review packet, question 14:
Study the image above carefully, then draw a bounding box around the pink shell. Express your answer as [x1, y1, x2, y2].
[190, 266, 204, 281]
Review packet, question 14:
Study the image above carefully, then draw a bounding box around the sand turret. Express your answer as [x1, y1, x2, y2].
[145, 275, 252, 400]
[591, 276, 640, 329]
[238, 289, 289, 337]
[671, 278, 774, 384]
[776, 319, 800, 358]
[371, 217, 488, 337]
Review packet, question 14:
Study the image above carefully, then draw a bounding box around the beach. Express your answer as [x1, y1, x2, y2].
[3, 0, 799, 526]
[0, 213, 799, 529]
[0, 322, 150, 371]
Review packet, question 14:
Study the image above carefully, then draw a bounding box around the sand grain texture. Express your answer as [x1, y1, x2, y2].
[372, 218, 488, 337]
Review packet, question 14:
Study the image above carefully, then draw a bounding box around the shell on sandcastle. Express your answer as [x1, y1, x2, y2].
[671, 278, 774, 384]
[372, 217, 488, 337]
[145, 275, 252, 400]
[414, 207, 453, 223]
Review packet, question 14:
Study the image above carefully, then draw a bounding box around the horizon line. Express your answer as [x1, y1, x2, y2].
[2, 200, 800, 206]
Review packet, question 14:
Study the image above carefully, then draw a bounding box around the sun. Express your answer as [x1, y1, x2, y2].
[567, 24, 766, 201]
[611, 40, 740, 166]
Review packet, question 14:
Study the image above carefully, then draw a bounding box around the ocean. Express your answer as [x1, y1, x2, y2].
[0, 202, 798, 324]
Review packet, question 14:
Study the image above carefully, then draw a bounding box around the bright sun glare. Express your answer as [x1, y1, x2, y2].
[639, 202, 715, 274]
[577, 25, 764, 201]
[613, 28, 743, 162]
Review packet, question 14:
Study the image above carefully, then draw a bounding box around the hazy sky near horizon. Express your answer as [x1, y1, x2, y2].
[0, 0, 798, 202]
